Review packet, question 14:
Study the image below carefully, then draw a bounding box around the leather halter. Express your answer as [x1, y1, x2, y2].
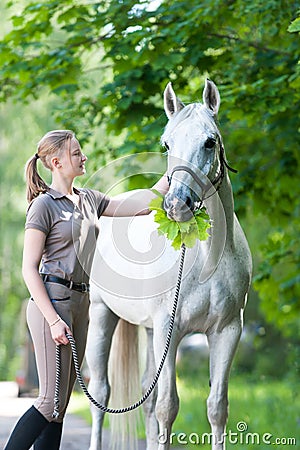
[167, 145, 237, 196]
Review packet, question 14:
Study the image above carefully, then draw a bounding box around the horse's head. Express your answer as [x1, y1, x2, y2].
[162, 79, 225, 222]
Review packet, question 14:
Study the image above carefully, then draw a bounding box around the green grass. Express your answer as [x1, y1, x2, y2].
[172, 374, 299, 449]
[69, 373, 299, 449]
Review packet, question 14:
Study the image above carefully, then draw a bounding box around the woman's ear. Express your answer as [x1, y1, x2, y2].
[50, 156, 62, 169]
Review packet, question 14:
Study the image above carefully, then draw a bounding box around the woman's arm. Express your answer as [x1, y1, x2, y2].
[103, 172, 169, 217]
[22, 229, 71, 345]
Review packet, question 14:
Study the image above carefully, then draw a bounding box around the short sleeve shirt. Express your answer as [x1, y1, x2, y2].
[25, 187, 109, 283]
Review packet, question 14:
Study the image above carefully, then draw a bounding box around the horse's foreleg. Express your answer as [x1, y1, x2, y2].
[206, 318, 242, 450]
[142, 328, 158, 450]
[86, 300, 119, 450]
[153, 321, 179, 450]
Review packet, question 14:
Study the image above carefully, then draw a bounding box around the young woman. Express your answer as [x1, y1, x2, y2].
[4, 130, 169, 450]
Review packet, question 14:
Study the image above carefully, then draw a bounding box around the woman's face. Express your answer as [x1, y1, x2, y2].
[58, 137, 88, 178]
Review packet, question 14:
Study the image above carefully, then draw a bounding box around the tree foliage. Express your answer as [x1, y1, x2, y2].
[0, 0, 299, 345]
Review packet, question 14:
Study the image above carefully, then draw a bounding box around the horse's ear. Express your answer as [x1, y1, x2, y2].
[164, 82, 185, 119]
[203, 79, 220, 116]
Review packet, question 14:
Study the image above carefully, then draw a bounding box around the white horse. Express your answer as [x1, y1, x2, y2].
[86, 80, 252, 450]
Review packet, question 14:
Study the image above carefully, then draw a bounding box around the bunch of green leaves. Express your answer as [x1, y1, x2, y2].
[149, 192, 211, 250]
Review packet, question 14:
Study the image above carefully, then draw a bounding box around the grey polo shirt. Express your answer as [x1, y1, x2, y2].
[25, 187, 109, 284]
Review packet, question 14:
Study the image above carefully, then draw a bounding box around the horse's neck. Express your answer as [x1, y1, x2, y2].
[206, 173, 235, 244]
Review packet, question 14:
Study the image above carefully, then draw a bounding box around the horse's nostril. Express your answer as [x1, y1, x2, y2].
[185, 196, 193, 209]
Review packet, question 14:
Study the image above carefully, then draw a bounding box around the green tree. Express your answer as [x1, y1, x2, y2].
[0, 0, 299, 351]
[0, 99, 52, 378]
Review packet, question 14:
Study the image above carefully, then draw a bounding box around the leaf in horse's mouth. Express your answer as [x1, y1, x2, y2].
[149, 191, 211, 250]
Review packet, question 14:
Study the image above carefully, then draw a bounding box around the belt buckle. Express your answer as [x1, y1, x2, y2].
[81, 283, 88, 293]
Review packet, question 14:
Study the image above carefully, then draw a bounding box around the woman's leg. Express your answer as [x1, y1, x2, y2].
[32, 291, 90, 450]
[33, 422, 63, 450]
[4, 406, 49, 450]
[24, 297, 74, 449]
[26, 299, 73, 422]
[28, 290, 89, 419]
[62, 292, 90, 408]
[6, 291, 90, 450]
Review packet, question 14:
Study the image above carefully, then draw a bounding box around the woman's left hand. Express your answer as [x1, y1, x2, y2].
[50, 318, 73, 345]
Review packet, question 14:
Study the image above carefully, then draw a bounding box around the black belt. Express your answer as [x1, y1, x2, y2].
[41, 274, 90, 293]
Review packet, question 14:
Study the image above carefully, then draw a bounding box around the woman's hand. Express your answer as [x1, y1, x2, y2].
[50, 318, 73, 345]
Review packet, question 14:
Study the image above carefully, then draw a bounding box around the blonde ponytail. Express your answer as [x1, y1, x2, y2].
[25, 154, 49, 203]
[25, 130, 75, 203]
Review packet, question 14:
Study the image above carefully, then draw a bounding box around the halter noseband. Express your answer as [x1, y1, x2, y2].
[167, 165, 209, 191]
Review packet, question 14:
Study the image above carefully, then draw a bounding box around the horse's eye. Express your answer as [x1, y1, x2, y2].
[164, 142, 170, 151]
[205, 138, 216, 149]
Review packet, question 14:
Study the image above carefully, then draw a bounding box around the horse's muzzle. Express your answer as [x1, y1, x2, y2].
[163, 193, 194, 222]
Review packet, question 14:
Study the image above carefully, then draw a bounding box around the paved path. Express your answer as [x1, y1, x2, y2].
[0, 383, 93, 449]
[0, 382, 147, 449]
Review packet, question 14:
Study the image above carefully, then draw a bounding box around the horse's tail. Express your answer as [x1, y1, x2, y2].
[109, 319, 141, 450]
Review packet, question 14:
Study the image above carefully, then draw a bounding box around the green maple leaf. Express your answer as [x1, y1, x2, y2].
[149, 192, 211, 249]
[195, 214, 211, 241]
[148, 193, 164, 212]
[171, 232, 182, 250]
[156, 213, 179, 241]
[194, 208, 210, 221]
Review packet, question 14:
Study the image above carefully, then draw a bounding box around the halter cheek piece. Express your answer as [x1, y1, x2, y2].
[167, 145, 237, 199]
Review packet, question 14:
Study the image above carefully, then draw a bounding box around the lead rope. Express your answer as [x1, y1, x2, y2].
[52, 244, 186, 418]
